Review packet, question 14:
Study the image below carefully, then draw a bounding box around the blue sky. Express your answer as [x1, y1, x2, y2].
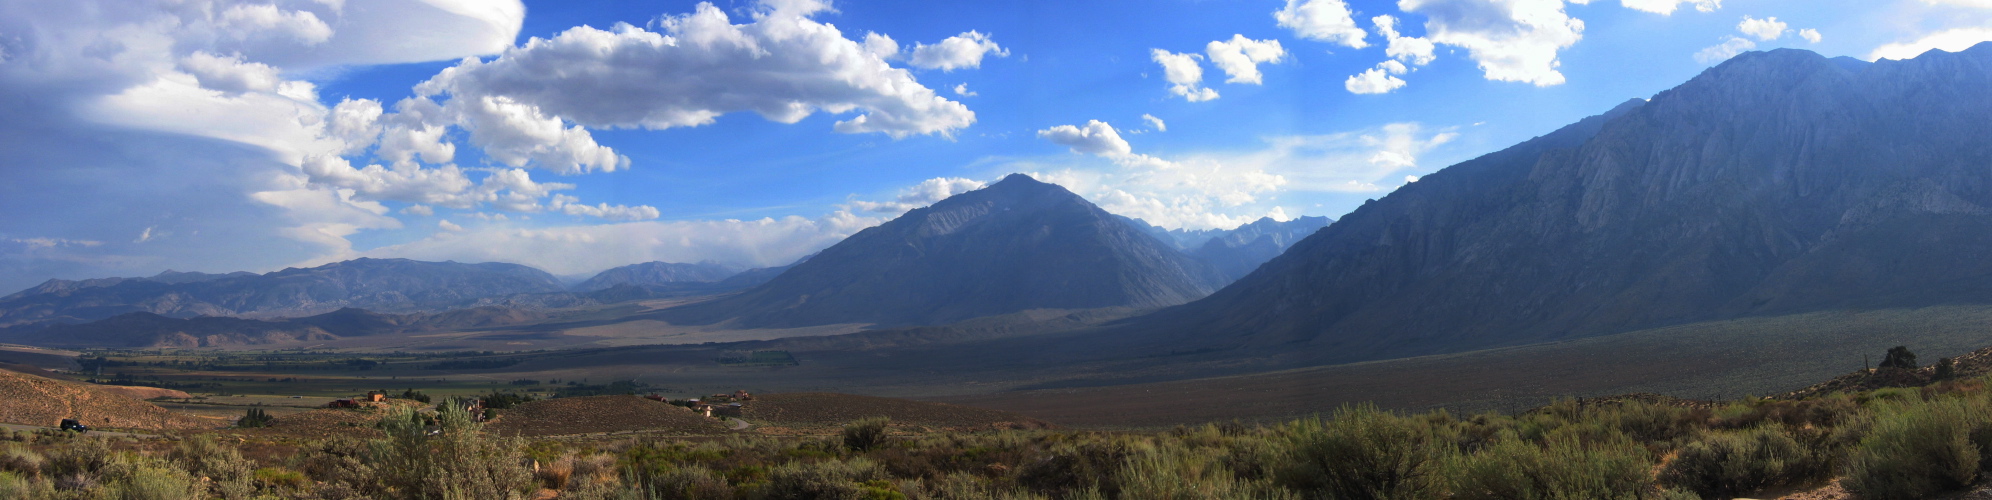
[1, 0, 1988, 291]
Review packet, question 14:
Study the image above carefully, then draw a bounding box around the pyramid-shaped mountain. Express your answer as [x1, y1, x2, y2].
[659, 174, 1226, 328]
[1130, 45, 1992, 363]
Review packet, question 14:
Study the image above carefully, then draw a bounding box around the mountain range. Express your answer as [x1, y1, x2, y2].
[1122, 215, 1331, 282]
[0, 258, 566, 327]
[0, 306, 547, 348]
[571, 261, 742, 292]
[1125, 45, 1992, 364]
[658, 174, 1230, 328]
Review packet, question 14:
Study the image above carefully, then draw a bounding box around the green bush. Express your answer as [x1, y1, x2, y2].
[1276, 405, 1452, 499]
[755, 458, 884, 499]
[638, 464, 736, 500]
[845, 417, 892, 452]
[1658, 425, 1831, 498]
[102, 455, 203, 500]
[1116, 445, 1290, 500]
[0, 443, 42, 477]
[1843, 397, 1990, 500]
[254, 466, 309, 491]
[1451, 433, 1652, 500]
[371, 402, 534, 499]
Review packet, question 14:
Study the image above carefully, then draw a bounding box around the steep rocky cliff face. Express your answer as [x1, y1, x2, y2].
[660, 174, 1227, 328]
[1135, 46, 1992, 363]
[0, 258, 566, 326]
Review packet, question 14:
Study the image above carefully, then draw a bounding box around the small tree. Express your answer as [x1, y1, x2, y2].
[1881, 346, 1918, 370]
[235, 408, 274, 428]
[1936, 358, 1957, 381]
[400, 388, 431, 403]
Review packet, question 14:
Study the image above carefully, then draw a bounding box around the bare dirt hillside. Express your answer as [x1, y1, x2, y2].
[744, 392, 1051, 432]
[485, 395, 730, 437]
[94, 385, 192, 400]
[0, 370, 213, 431]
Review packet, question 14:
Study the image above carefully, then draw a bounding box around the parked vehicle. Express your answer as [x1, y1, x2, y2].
[58, 419, 88, 433]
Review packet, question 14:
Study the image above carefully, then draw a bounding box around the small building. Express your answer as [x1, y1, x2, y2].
[714, 403, 744, 418]
[732, 389, 753, 401]
[364, 391, 386, 402]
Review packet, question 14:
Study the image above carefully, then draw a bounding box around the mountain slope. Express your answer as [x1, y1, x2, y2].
[659, 174, 1226, 328]
[572, 261, 741, 292]
[1131, 46, 1992, 364]
[0, 258, 566, 326]
[1188, 216, 1332, 281]
[0, 306, 552, 348]
[1120, 215, 1332, 283]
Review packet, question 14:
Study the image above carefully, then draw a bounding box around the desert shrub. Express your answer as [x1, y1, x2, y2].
[1658, 424, 1831, 498]
[371, 402, 534, 499]
[1450, 432, 1652, 500]
[254, 467, 309, 491]
[170, 434, 256, 499]
[102, 455, 204, 500]
[42, 436, 111, 484]
[1116, 445, 1291, 500]
[924, 470, 1048, 499]
[755, 458, 885, 500]
[1017, 439, 1141, 496]
[1276, 405, 1453, 499]
[538, 454, 575, 490]
[845, 417, 892, 452]
[0, 443, 43, 477]
[1593, 402, 1700, 445]
[0, 470, 45, 498]
[295, 437, 379, 497]
[638, 464, 736, 500]
[1843, 397, 1991, 500]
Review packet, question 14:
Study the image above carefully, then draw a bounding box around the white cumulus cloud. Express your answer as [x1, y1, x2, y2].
[1346, 60, 1409, 94]
[1205, 35, 1287, 85]
[1870, 28, 1992, 60]
[909, 31, 1009, 71]
[1141, 114, 1167, 132]
[1274, 0, 1369, 48]
[1619, 0, 1722, 15]
[415, 1, 975, 139]
[179, 51, 284, 94]
[1398, 0, 1586, 86]
[849, 177, 989, 214]
[1799, 29, 1822, 44]
[1738, 16, 1788, 41]
[1374, 15, 1437, 66]
[1151, 49, 1219, 102]
[1695, 36, 1756, 64]
[1039, 120, 1134, 157]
